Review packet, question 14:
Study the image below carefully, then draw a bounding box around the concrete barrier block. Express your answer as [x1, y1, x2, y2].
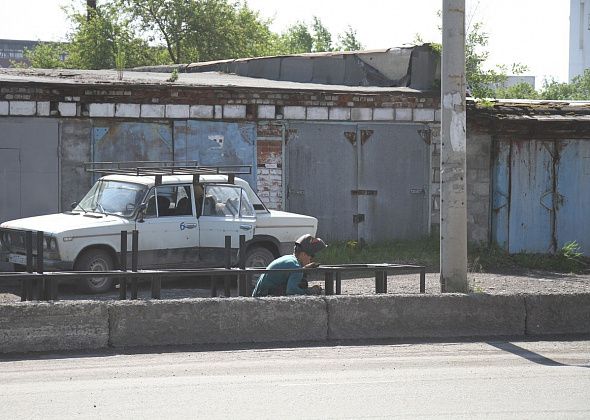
[224, 105, 246, 119]
[190, 105, 214, 119]
[373, 107, 395, 120]
[141, 104, 165, 118]
[109, 297, 327, 348]
[10, 101, 36, 116]
[306, 106, 328, 120]
[525, 293, 590, 335]
[351, 107, 372, 121]
[0, 301, 109, 354]
[37, 101, 50, 116]
[414, 108, 436, 122]
[115, 103, 140, 118]
[166, 104, 190, 118]
[329, 107, 351, 120]
[395, 108, 413, 121]
[258, 105, 275, 119]
[284, 106, 306, 120]
[59, 102, 77, 117]
[89, 103, 115, 117]
[327, 294, 525, 340]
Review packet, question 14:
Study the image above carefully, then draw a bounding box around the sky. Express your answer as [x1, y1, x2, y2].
[0, 0, 570, 87]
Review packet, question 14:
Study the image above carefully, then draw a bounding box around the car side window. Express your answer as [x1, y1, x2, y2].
[144, 185, 193, 218]
[202, 185, 252, 217]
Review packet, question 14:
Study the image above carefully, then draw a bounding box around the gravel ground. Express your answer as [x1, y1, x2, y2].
[1, 270, 589, 302]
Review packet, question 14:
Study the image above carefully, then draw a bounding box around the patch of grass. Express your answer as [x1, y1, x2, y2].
[316, 236, 440, 270]
[316, 237, 589, 274]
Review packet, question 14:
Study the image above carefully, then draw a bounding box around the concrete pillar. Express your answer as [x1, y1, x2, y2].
[440, 0, 468, 292]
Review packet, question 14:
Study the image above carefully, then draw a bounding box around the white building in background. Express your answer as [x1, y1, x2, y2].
[569, 0, 590, 80]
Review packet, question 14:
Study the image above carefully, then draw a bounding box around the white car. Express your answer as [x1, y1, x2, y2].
[0, 166, 317, 293]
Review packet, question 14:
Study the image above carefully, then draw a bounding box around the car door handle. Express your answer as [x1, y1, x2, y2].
[240, 224, 252, 230]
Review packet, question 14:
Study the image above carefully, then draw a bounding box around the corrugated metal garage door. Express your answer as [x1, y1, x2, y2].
[92, 121, 173, 171]
[286, 122, 430, 242]
[492, 139, 590, 255]
[0, 118, 59, 222]
[174, 121, 257, 187]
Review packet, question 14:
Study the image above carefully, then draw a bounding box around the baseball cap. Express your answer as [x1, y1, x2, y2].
[295, 234, 327, 257]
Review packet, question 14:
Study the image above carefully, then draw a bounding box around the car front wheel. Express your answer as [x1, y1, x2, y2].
[75, 249, 114, 294]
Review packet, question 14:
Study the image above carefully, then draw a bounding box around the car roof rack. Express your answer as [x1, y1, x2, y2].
[84, 161, 252, 185]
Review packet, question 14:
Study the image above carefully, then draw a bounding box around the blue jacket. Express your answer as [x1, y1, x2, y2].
[252, 254, 308, 297]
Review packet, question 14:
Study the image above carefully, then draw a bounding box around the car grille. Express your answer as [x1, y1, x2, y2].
[0, 228, 30, 254]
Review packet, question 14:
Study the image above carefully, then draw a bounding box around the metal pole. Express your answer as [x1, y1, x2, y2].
[441, 0, 468, 292]
[374, 270, 382, 293]
[151, 275, 161, 299]
[324, 271, 334, 295]
[119, 231, 127, 300]
[35, 231, 44, 300]
[238, 235, 247, 296]
[223, 235, 231, 297]
[335, 271, 342, 295]
[420, 267, 426, 293]
[23, 231, 33, 301]
[131, 230, 138, 299]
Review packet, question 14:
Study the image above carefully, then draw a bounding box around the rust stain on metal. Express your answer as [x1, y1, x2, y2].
[344, 131, 356, 146]
[360, 129, 373, 145]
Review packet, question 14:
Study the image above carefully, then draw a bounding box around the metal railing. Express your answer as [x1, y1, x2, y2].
[0, 230, 426, 301]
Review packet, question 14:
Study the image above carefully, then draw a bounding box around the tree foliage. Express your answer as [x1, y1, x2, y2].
[118, 0, 277, 63]
[21, 1, 166, 69]
[276, 17, 358, 54]
[539, 70, 590, 100]
[336, 26, 364, 51]
[17, 0, 364, 70]
[279, 22, 314, 54]
[311, 17, 333, 52]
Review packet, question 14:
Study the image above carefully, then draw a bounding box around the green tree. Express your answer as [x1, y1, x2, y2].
[19, 1, 166, 70]
[279, 22, 314, 54]
[19, 43, 68, 69]
[465, 22, 514, 98]
[336, 25, 364, 51]
[496, 82, 539, 99]
[540, 70, 590, 100]
[311, 16, 332, 52]
[118, 0, 277, 63]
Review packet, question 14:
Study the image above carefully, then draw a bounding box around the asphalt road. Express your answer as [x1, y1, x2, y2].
[1, 340, 589, 419]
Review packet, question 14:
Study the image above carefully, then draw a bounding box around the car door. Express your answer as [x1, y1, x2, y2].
[134, 184, 199, 268]
[198, 184, 256, 266]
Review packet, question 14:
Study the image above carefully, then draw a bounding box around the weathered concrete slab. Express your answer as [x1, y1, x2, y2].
[109, 297, 327, 348]
[0, 301, 109, 354]
[525, 293, 590, 335]
[327, 294, 526, 340]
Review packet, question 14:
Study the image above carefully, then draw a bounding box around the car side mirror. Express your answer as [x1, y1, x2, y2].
[70, 202, 78, 210]
[137, 203, 147, 222]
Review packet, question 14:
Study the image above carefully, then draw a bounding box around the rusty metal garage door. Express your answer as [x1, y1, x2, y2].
[92, 121, 173, 173]
[174, 121, 257, 187]
[492, 139, 590, 256]
[286, 122, 430, 242]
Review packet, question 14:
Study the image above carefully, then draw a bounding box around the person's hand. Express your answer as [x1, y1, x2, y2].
[308, 285, 322, 295]
[304, 262, 320, 269]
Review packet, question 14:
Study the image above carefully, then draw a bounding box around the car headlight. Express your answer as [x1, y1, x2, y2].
[43, 236, 58, 255]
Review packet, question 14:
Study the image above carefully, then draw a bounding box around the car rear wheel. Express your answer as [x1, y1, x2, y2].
[244, 246, 275, 290]
[75, 249, 114, 294]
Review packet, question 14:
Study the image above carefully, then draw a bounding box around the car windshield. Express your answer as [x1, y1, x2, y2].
[76, 180, 147, 217]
